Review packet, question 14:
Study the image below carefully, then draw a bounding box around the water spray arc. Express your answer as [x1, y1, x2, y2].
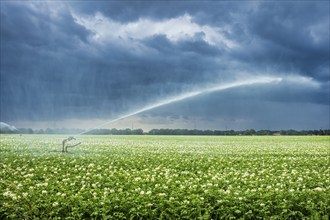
[76, 76, 282, 136]
[61, 76, 282, 152]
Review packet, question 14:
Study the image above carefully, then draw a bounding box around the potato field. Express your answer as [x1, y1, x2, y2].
[1, 135, 329, 219]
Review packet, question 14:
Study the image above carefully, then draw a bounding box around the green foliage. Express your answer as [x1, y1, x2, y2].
[0, 135, 329, 219]
[2, 127, 330, 135]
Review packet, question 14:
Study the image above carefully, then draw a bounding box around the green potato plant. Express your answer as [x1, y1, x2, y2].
[0, 135, 329, 219]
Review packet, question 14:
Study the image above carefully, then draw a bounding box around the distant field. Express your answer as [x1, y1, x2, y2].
[1, 135, 329, 219]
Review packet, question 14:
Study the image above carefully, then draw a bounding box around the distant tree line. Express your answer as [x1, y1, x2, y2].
[0, 128, 84, 135]
[147, 129, 330, 136]
[84, 128, 144, 135]
[1, 127, 329, 136]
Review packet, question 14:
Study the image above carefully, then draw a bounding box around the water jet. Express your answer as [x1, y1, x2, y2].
[77, 76, 282, 136]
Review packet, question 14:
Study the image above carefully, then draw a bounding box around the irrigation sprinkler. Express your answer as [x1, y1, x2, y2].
[61, 76, 282, 152]
[62, 136, 81, 153]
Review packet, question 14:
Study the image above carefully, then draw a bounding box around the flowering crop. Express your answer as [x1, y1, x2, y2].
[0, 135, 329, 219]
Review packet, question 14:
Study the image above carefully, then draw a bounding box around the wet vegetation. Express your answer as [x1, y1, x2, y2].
[1, 135, 329, 219]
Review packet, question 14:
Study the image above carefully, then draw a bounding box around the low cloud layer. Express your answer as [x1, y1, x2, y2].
[1, 1, 329, 130]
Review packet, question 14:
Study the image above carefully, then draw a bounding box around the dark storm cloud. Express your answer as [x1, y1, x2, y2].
[230, 2, 329, 81]
[1, 1, 329, 130]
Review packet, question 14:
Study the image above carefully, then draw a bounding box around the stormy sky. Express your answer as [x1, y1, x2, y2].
[1, 1, 329, 131]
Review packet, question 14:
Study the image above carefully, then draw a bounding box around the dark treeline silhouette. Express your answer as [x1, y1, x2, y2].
[148, 129, 330, 136]
[1, 127, 329, 136]
[0, 128, 85, 135]
[84, 128, 144, 135]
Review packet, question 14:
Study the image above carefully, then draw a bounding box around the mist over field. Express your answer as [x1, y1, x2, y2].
[1, 1, 329, 131]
